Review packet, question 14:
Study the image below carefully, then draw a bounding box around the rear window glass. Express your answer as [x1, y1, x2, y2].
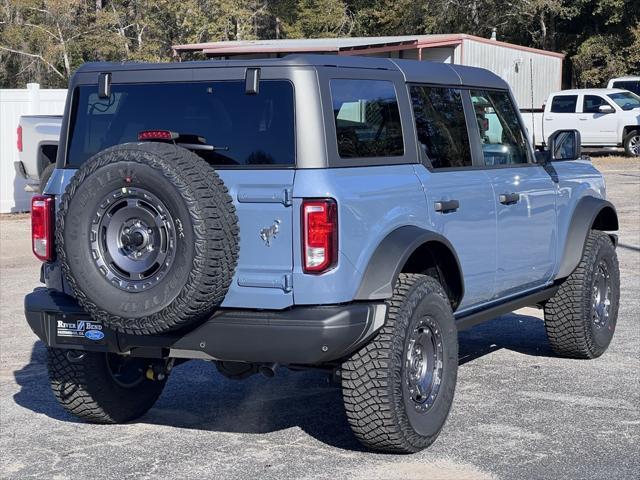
[550, 95, 577, 113]
[67, 81, 295, 167]
[330, 79, 404, 158]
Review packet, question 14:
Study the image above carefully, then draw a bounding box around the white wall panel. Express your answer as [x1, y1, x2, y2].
[461, 39, 562, 108]
[0, 84, 67, 213]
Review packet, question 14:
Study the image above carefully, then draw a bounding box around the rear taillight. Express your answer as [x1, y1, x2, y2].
[31, 195, 55, 262]
[17, 125, 23, 152]
[302, 199, 338, 274]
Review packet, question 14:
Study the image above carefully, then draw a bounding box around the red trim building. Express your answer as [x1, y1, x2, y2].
[173, 34, 564, 109]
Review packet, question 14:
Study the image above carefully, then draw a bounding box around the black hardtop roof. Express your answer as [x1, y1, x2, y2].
[75, 54, 508, 89]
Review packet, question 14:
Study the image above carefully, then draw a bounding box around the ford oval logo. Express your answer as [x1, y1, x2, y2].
[85, 330, 104, 341]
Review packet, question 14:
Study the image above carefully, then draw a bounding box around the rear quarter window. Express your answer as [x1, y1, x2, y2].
[66, 80, 295, 168]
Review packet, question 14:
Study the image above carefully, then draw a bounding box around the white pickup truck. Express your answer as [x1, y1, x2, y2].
[522, 88, 640, 156]
[15, 115, 63, 192]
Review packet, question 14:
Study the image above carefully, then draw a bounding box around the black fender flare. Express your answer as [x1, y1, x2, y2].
[556, 196, 618, 280]
[354, 225, 464, 302]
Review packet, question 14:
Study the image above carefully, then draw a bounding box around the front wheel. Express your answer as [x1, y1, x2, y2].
[47, 348, 168, 423]
[544, 230, 620, 358]
[341, 274, 458, 453]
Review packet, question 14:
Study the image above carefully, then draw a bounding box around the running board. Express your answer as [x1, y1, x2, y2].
[455, 286, 558, 331]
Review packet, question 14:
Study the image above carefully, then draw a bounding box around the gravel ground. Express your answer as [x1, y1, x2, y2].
[1, 158, 638, 480]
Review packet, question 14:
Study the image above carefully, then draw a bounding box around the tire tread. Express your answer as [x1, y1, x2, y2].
[544, 230, 619, 358]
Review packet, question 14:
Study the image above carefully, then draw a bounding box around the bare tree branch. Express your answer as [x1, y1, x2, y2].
[23, 22, 58, 40]
[0, 45, 66, 79]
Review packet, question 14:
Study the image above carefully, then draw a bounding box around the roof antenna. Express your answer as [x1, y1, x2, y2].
[530, 58, 536, 148]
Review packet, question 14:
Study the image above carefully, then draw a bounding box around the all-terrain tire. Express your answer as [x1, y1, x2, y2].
[544, 230, 620, 358]
[56, 142, 239, 335]
[341, 273, 458, 453]
[39, 163, 55, 193]
[623, 129, 640, 157]
[47, 348, 167, 423]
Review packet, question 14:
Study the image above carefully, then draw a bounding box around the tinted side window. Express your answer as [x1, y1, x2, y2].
[612, 80, 640, 95]
[330, 79, 404, 158]
[550, 95, 578, 113]
[470, 90, 530, 166]
[583, 95, 611, 113]
[410, 86, 472, 168]
[67, 81, 295, 168]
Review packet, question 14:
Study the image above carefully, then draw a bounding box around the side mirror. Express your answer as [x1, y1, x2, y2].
[548, 129, 582, 161]
[598, 104, 615, 114]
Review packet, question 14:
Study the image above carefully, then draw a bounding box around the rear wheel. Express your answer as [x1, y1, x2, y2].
[341, 274, 458, 453]
[39, 163, 55, 193]
[47, 348, 168, 423]
[624, 130, 640, 157]
[544, 230, 620, 358]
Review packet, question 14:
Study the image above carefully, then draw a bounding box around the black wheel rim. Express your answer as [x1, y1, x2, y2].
[405, 316, 444, 413]
[592, 260, 612, 330]
[91, 187, 176, 291]
[105, 353, 147, 388]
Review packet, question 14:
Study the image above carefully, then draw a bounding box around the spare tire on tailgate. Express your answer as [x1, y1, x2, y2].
[56, 142, 239, 335]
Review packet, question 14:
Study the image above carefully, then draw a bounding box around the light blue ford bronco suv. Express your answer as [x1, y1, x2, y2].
[25, 55, 620, 453]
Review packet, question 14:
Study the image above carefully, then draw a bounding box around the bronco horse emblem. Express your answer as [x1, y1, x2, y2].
[260, 219, 280, 247]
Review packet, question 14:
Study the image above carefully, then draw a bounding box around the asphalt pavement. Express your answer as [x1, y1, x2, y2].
[1, 157, 638, 480]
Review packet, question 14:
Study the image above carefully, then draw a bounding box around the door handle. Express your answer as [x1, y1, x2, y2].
[499, 193, 520, 205]
[434, 199, 459, 213]
[578, 117, 588, 120]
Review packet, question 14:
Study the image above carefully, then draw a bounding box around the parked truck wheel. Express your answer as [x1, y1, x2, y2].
[624, 130, 640, 157]
[56, 142, 239, 335]
[47, 348, 168, 423]
[544, 230, 620, 359]
[341, 273, 458, 453]
[39, 163, 55, 194]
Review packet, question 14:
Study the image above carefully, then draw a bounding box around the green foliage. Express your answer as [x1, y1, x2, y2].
[573, 35, 626, 87]
[1, 0, 638, 88]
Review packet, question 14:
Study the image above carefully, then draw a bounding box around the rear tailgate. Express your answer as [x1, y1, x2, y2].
[218, 170, 295, 309]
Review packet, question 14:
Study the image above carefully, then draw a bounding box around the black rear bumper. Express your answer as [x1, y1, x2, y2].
[25, 288, 386, 365]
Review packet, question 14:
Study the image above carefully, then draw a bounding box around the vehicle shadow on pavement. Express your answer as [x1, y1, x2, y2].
[458, 312, 554, 365]
[14, 312, 554, 451]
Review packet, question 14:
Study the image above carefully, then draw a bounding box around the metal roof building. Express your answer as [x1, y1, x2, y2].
[173, 34, 564, 109]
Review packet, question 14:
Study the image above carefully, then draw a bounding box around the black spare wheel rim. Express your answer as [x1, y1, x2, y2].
[405, 315, 444, 413]
[57, 142, 239, 335]
[92, 187, 176, 291]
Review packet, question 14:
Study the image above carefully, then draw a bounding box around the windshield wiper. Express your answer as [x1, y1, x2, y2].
[177, 143, 229, 151]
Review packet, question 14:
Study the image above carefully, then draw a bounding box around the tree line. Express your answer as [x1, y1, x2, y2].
[1, 0, 638, 89]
